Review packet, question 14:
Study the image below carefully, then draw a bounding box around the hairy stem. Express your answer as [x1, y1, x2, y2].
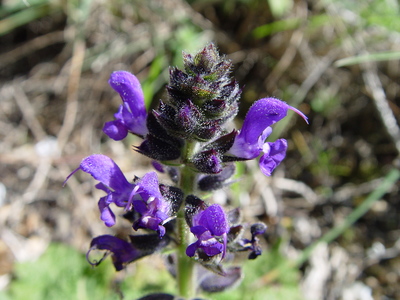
[176, 141, 198, 298]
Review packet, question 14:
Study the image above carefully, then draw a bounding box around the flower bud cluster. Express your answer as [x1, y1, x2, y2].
[159, 44, 241, 140]
[66, 43, 307, 295]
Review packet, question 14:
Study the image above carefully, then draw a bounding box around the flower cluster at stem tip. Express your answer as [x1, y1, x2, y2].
[65, 43, 307, 297]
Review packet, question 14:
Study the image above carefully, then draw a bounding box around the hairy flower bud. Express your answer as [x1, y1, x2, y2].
[154, 43, 241, 142]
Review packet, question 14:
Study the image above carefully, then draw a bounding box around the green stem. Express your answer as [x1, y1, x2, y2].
[176, 141, 198, 298]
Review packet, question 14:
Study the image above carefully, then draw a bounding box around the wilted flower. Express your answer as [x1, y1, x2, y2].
[88, 234, 170, 271]
[199, 266, 242, 293]
[237, 222, 267, 259]
[87, 235, 140, 271]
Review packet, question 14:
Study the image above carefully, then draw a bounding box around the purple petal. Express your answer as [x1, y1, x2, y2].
[130, 172, 171, 237]
[202, 242, 224, 256]
[186, 242, 199, 257]
[191, 225, 208, 236]
[95, 182, 110, 193]
[187, 204, 229, 259]
[102, 120, 128, 141]
[136, 172, 163, 200]
[65, 155, 135, 228]
[151, 161, 165, 173]
[98, 196, 116, 227]
[259, 139, 287, 176]
[109, 71, 145, 116]
[88, 235, 139, 271]
[108, 71, 148, 136]
[157, 224, 166, 237]
[136, 216, 161, 232]
[258, 126, 273, 149]
[154, 207, 170, 221]
[228, 98, 307, 159]
[228, 98, 288, 159]
[76, 154, 132, 192]
[198, 204, 229, 236]
[132, 199, 148, 215]
[239, 98, 289, 143]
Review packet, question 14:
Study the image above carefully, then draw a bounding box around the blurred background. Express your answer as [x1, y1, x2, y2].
[0, 0, 399, 299]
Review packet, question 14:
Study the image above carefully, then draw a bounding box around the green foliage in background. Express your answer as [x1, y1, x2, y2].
[141, 24, 210, 108]
[0, 243, 177, 300]
[3, 241, 309, 300]
[0, 241, 303, 300]
[0, 0, 61, 37]
[0, 244, 115, 300]
[214, 238, 303, 300]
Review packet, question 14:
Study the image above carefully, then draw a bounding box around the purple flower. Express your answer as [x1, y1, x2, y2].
[103, 71, 148, 140]
[228, 98, 307, 176]
[237, 222, 267, 259]
[88, 234, 171, 271]
[259, 138, 288, 176]
[66, 154, 171, 237]
[130, 171, 172, 237]
[87, 235, 140, 271]
[186, 204, 229, 259]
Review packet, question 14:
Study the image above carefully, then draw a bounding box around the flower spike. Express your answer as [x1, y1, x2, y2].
[66, 44, 309, 286]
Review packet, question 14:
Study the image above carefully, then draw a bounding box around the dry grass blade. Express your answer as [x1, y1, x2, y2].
[362, 66, 400, 155]
[57, 38, 85, 152]
[12, 85, 47, 142]
[0, 31, 64, 69]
